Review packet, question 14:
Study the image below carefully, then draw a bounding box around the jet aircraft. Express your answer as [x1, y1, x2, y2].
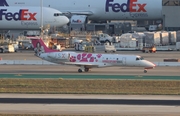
[31, 37, 156, 73]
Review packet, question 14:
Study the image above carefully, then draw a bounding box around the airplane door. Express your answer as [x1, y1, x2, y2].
[122, 57, 126, 65]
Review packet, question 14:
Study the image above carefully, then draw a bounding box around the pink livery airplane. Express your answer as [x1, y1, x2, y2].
[31, 37, 156, 73]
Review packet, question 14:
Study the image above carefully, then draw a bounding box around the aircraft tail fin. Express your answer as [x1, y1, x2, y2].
[30, 37, 59, 55]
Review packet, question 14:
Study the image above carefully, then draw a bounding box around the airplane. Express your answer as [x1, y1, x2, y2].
[3, 0, 162, 21]
[30, 37, 156, 73]
[0, 6, 69, 30]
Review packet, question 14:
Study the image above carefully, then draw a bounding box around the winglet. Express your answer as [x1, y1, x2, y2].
[30, 37, 59, 54]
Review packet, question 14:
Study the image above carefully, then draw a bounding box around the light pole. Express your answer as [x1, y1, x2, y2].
[40, 0, 43, 37]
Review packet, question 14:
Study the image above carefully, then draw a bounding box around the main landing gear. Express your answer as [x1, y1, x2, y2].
[78, 68, 89, 73]
[85, 68, 89, 72]
[78, 69, 83, 73]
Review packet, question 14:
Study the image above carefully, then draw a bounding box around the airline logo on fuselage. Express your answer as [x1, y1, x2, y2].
[0, 9, 37, 21]
[105, 0, 147, 13]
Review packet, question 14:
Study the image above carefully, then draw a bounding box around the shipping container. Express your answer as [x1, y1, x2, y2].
[176, 31, 180, 42]
[129, 40, 137, 48]
[161, 32, 169, 45]
[144, 32, 161, 46]
[169, 31, 177, 44]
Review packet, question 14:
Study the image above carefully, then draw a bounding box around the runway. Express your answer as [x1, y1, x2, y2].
[0, 65, 180, 76]
[1, 104, 180, 115]
[1, 98, 180, 105]
[0, 94, 180, 115]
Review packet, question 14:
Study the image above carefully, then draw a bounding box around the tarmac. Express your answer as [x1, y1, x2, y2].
[0, 94, 180, 115]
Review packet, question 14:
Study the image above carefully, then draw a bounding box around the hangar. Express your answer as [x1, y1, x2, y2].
[162, 0, 180, 31]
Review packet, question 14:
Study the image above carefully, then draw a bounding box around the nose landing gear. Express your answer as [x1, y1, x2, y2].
[144, 69, 147, 73]
[144, 66, 155, 73]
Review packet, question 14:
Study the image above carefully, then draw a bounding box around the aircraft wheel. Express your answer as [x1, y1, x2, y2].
[144, 69, 147, 73]
[78, 69, 83, 73]
[0, 48, 3, 53]
[85, 68, 89, 72]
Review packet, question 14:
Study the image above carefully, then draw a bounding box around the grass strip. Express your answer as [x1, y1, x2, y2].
[0, 79, 180, 95]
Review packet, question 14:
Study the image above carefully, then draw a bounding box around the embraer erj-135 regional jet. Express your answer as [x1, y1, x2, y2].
[31, 37, 156, 73]
[0, 6, 69, 29]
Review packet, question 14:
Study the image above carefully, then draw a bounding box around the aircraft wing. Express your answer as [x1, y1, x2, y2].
[64, 62, 98, 68]
[62, 11, 93, 15]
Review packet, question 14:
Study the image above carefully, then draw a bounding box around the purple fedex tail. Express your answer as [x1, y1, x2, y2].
[0, 0, 9, 6]
[31, 37, 59, 54]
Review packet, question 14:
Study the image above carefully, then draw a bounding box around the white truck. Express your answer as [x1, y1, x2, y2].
[104, 45, 116, 53]
[18, 40, 33, 50]
[97, 33, 119, 45]
[0, 44, 15, 53]
[148, 25, 158, 31]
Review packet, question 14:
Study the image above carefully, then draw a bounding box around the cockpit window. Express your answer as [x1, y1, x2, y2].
[54, 13, 63, 16]
[136, 57, 144, 61]
[140, 57, 144, 60]
[136, 57, 140, 60]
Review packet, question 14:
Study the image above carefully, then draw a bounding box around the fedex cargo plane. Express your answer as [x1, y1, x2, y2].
[0, 6, 69, 29]
[3, 0, 162, 21]
[31, 37, 156, 73]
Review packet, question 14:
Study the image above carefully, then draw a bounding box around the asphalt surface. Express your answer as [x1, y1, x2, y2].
[0, 94, 180, 115]
[0, 65, 180, 76]
[1, 98, 180, 105]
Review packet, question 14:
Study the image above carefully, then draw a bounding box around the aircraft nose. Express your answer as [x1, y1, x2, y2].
[61, 16, 69, 25]
[64, 16, 69, 24]
[149, 62, 156, 67]
[144, 61, 156, 69]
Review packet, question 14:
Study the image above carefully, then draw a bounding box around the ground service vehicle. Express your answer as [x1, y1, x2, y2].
[0, 44, 15, 53]
[142, 46, 156, 53]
